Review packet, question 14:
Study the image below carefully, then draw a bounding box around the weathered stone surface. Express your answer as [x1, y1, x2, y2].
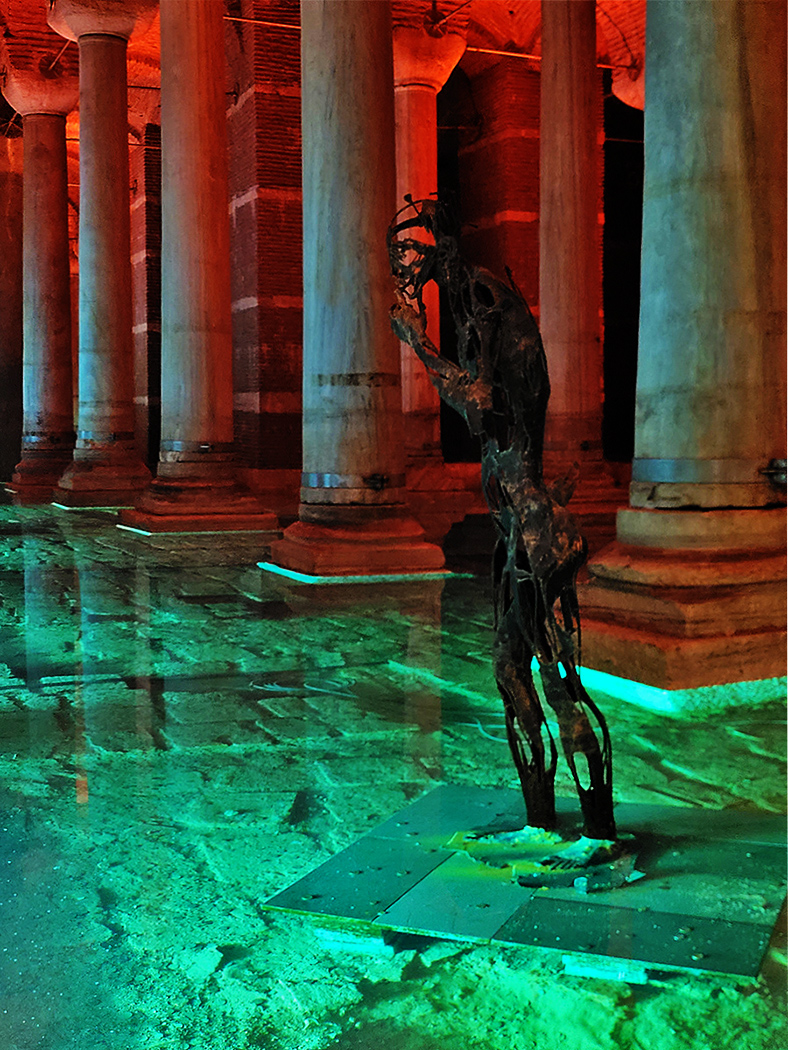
[632, 0, 786, 510]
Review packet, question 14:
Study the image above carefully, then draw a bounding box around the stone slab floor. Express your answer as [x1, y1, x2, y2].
[0, 503, 785, 1050]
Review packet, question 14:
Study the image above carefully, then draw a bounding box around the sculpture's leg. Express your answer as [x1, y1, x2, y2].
[540, 663, 616, 839]
[494, 629, 558, 829]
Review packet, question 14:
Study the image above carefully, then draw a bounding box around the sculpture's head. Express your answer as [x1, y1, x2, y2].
[387, 196, 461, 307]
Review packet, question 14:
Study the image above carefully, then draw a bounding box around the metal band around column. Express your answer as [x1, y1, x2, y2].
[302, 472, 406, 492]
[77, 430, 136, 443]
[159, 440, 235, 453]
[22, 431, 76, 445]
[308, 372, 399, 387]
[632, 458, 773, 484]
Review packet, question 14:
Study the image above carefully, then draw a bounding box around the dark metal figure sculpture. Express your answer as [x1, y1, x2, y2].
[388, 198, 616, 841]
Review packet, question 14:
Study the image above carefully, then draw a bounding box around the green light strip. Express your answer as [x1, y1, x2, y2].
[52, 502, 126, 511]
[577, 665, 787, 715]
[116, 525, 271, 537]
[259, 561, 454, 584]
[390, 658, 785, 717]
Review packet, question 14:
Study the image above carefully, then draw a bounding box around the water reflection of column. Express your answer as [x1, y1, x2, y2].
[22, 528, 85, 801]
[400, 581, 445, 782]
[21, 535, 77, 688]
[59, 520, 150, 767]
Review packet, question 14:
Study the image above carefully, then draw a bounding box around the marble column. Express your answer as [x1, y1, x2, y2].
[580, 0, 787, 690]
[48, 0, 154, 506]
[393, 24, 464, 464]
[0, 137, 23, 486]
[539, 0, 603, 473]
[1, 58, 78, 501]
[121, 0, 276, 533]
[269, 0, 444, 576]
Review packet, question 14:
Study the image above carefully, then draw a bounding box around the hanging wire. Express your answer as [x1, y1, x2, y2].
[45, 38, 71, 72]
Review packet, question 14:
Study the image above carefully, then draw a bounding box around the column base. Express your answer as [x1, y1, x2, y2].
[8, 450, 76, 505]
[578, 508, 787, 689]
[118, 473, 279, 534]
[544, 454, 631, 555]
[54, 457, 153, 508]
[269, 505, 445, 577]
[406, 460, 487, 543]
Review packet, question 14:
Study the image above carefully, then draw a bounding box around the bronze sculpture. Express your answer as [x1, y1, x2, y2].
[388, 198, 617, 842]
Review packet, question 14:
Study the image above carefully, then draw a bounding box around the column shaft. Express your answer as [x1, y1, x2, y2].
[539, 0, 603, 466]
[56, 31, 150, 504]
[159, 0, 233, 459]
[12, 114, 74, 494]
[0, 139, 23, 484]
[300, 0, 404, 511]
[630, 0, 787, 509]
[395, 82, 442, 462]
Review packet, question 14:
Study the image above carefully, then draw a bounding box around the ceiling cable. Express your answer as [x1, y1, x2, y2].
[465, 46, 631, 71]
[45, 38, 71, 72]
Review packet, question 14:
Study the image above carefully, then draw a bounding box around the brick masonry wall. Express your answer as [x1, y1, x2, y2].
[458, 61, 541, 310]
[456, 58, 604, 328]
[226, 0, 302, 486]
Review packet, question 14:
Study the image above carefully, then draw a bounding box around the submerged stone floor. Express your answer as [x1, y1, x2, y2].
[0, 502, 785, 1050]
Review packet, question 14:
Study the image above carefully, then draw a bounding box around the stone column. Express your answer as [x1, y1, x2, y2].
[48, 0, 154, 506]
[269, 0, 443, 576]
[1, 51, 78, 501]
[539, 0, 617, 512]
[393, 23, 464, 464]
[121, 0, 276, 533]
[0, 137, 23, 485]
[580, 0, 787, 690]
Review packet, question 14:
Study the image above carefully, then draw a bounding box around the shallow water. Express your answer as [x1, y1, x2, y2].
[0, 504, 785, 1050]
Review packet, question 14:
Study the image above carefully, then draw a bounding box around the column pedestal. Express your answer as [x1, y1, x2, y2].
[271, 506, 445, 578]
[579, 508, 786, 689]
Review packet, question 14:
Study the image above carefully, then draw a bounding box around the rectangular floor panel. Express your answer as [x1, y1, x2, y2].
[260, 785, 787, 979]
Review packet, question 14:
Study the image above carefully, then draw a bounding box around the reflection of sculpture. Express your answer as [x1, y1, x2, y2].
[388, 198, 616, 841]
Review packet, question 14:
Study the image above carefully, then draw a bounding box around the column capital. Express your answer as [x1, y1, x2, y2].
[0, 58, 78, 116]
[48, 0, 158, 42]
[0, 3, 79, 116]
[392, 25, 465, 91]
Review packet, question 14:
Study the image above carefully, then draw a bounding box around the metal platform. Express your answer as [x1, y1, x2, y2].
[263, 784, 787, 982]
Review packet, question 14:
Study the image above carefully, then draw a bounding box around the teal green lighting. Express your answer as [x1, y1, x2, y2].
[259, 562, 454, 584]
[577, 666, 787, 716]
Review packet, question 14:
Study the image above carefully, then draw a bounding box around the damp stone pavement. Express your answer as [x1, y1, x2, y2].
[0, 502, 785, 1050]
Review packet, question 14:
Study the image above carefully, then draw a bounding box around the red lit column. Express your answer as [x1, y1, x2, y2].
[48, 1, 153, 505]
[121, 0, 276, 533]
[269, 0, 443, 576]
[0, 45, 77, 501]
[539, 1, 606, 475]
[393, 23, 464, 464]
